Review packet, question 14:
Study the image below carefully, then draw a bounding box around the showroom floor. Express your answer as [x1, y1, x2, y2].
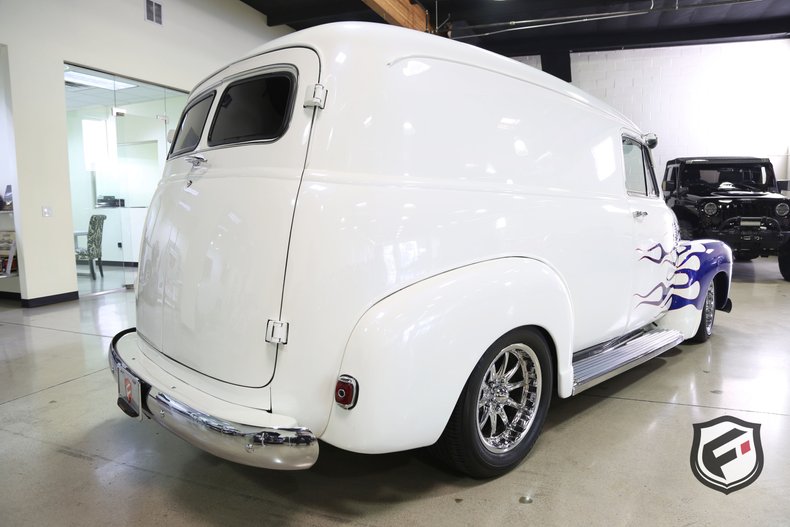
[0, 258, 788, 526]
[75, 264, 136, 297]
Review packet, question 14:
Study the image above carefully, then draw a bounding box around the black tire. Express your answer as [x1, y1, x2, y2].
[780, 244, 790, 282]
[678, 220, 694, 241]
[434, 328, 553, 478]
[688, 280, 716, 343]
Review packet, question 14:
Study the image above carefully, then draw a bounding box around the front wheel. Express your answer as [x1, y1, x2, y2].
[688, 280, 716, 343]
[434, 328, 553, 478]
[779, 243, 790, 282]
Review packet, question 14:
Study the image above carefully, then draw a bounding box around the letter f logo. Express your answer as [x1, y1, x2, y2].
[701, 428, 748, 478]
[691, 416, 763, 494]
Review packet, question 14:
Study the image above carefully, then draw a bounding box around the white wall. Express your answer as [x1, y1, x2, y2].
[568, 40, 790, 180]
[513, 54, 542, 71]
[0, 0, 290, 302]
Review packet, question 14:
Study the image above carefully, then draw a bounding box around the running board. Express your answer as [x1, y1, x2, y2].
[572, 328, 684, 395]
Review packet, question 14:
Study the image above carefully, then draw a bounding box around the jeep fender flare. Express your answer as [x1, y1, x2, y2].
[321, 257, 574, 454]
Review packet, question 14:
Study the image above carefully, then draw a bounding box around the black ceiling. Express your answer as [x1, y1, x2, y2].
[242, 0, 790, 56]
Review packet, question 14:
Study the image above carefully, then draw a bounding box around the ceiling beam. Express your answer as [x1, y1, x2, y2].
[361, 0, 433, 32]
[482, 16, 790, 57]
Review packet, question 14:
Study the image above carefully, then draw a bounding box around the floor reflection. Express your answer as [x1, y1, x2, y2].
[731, 255, 783, 283]
[77, 264, 136, 297]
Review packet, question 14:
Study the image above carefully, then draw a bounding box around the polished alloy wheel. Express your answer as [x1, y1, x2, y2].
[476, 344, 541, 453]
[702, 281, 715, 336]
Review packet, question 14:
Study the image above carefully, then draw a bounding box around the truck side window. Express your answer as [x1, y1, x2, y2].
[622, 137, 658, 197]
[208, 73, 294, 147]
[170, 92, 216, 157]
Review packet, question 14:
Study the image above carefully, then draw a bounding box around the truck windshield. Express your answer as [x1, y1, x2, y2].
[680, 163, 776, 192]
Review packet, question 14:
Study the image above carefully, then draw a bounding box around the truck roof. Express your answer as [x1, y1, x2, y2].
[667, 157, 772, 165]
[194, 22, 639, 132]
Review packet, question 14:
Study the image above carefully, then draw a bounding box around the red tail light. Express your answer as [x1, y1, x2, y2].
[335, 375, 358, 409]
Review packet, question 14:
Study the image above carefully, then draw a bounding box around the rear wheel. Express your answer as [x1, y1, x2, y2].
[434, 329, 553, 478]
[779, 243, 790, 281]
[688, 280, 715, 343]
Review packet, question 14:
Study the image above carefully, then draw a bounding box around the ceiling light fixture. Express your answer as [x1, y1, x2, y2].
[64, 70, 136, 91]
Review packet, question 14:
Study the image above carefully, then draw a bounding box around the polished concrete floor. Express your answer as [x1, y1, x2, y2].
[76, 264, 136, 297]
[1, 257, 788, 526]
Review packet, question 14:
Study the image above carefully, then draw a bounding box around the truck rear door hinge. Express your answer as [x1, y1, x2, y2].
[304, 84, 327, 109]
[265, 320, 289, 345]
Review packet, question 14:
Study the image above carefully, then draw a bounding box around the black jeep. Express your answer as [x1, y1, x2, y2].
[663, 157, 790, 281]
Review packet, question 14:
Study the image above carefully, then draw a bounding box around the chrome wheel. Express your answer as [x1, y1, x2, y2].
[476, 344, 542, 453]
[435, 329, 552, 478]
[702, 281, 715, 336]
[689, 280, 716, 343]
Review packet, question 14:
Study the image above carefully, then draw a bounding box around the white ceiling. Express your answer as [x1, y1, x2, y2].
[64, 64, 186, 112]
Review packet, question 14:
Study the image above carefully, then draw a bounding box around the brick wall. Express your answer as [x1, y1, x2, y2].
[516, 40, 790, 180]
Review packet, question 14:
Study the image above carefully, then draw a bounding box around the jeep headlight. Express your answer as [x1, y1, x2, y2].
[776, 203, 790, 217]
[703, 202, 719, 216]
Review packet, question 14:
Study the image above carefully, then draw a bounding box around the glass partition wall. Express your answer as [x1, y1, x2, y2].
[65, 64, 187, 297]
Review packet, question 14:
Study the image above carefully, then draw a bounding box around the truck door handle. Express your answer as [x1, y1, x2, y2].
[184, 155, 207, 167]
[633, 210, 649, 218]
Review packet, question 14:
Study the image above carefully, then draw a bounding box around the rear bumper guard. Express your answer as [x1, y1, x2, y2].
[109, 328, 318, 470]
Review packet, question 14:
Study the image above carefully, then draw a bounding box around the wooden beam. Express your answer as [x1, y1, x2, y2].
[361, 0, 432, 32]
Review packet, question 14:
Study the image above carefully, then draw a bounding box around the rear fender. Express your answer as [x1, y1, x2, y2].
[321, 257, 573, 453]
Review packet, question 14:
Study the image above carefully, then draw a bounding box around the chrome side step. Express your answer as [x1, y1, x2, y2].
[572, 328, 684, 395]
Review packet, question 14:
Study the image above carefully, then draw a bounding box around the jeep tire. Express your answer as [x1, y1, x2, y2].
[779, 242, 790, 281]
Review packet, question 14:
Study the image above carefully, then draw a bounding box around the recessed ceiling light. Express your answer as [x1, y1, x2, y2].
[64, 71, 136, 91]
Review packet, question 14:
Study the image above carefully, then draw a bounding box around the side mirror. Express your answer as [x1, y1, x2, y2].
[643, 133, 658, 149]
[166, 129, 176, 144]
[663, 179, 676, 192]
[778, 180, 790, 191]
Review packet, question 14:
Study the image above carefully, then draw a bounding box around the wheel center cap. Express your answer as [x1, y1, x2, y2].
[493, 385, 508, 402]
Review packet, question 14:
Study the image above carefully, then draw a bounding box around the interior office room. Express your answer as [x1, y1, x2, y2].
[1, 0, 789, 525]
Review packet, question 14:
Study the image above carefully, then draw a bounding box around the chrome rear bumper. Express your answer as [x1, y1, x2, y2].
[109, 328, 318, 470]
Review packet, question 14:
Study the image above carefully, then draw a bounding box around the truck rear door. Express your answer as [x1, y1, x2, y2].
[136, 47, 320, 388]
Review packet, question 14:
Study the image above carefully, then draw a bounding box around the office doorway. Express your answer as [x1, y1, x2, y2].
[64, 64, 186, 297]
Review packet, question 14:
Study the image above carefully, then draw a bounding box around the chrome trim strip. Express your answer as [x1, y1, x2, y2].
[109, 329, 318, 470]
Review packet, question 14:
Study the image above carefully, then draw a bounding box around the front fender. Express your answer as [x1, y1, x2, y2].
[320, 257, 574, 454]
[658, 239, 733, 339]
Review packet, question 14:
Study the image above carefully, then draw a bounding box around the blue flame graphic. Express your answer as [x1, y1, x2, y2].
[670, 241, 730, 311]
[635, 241, 729, 311]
